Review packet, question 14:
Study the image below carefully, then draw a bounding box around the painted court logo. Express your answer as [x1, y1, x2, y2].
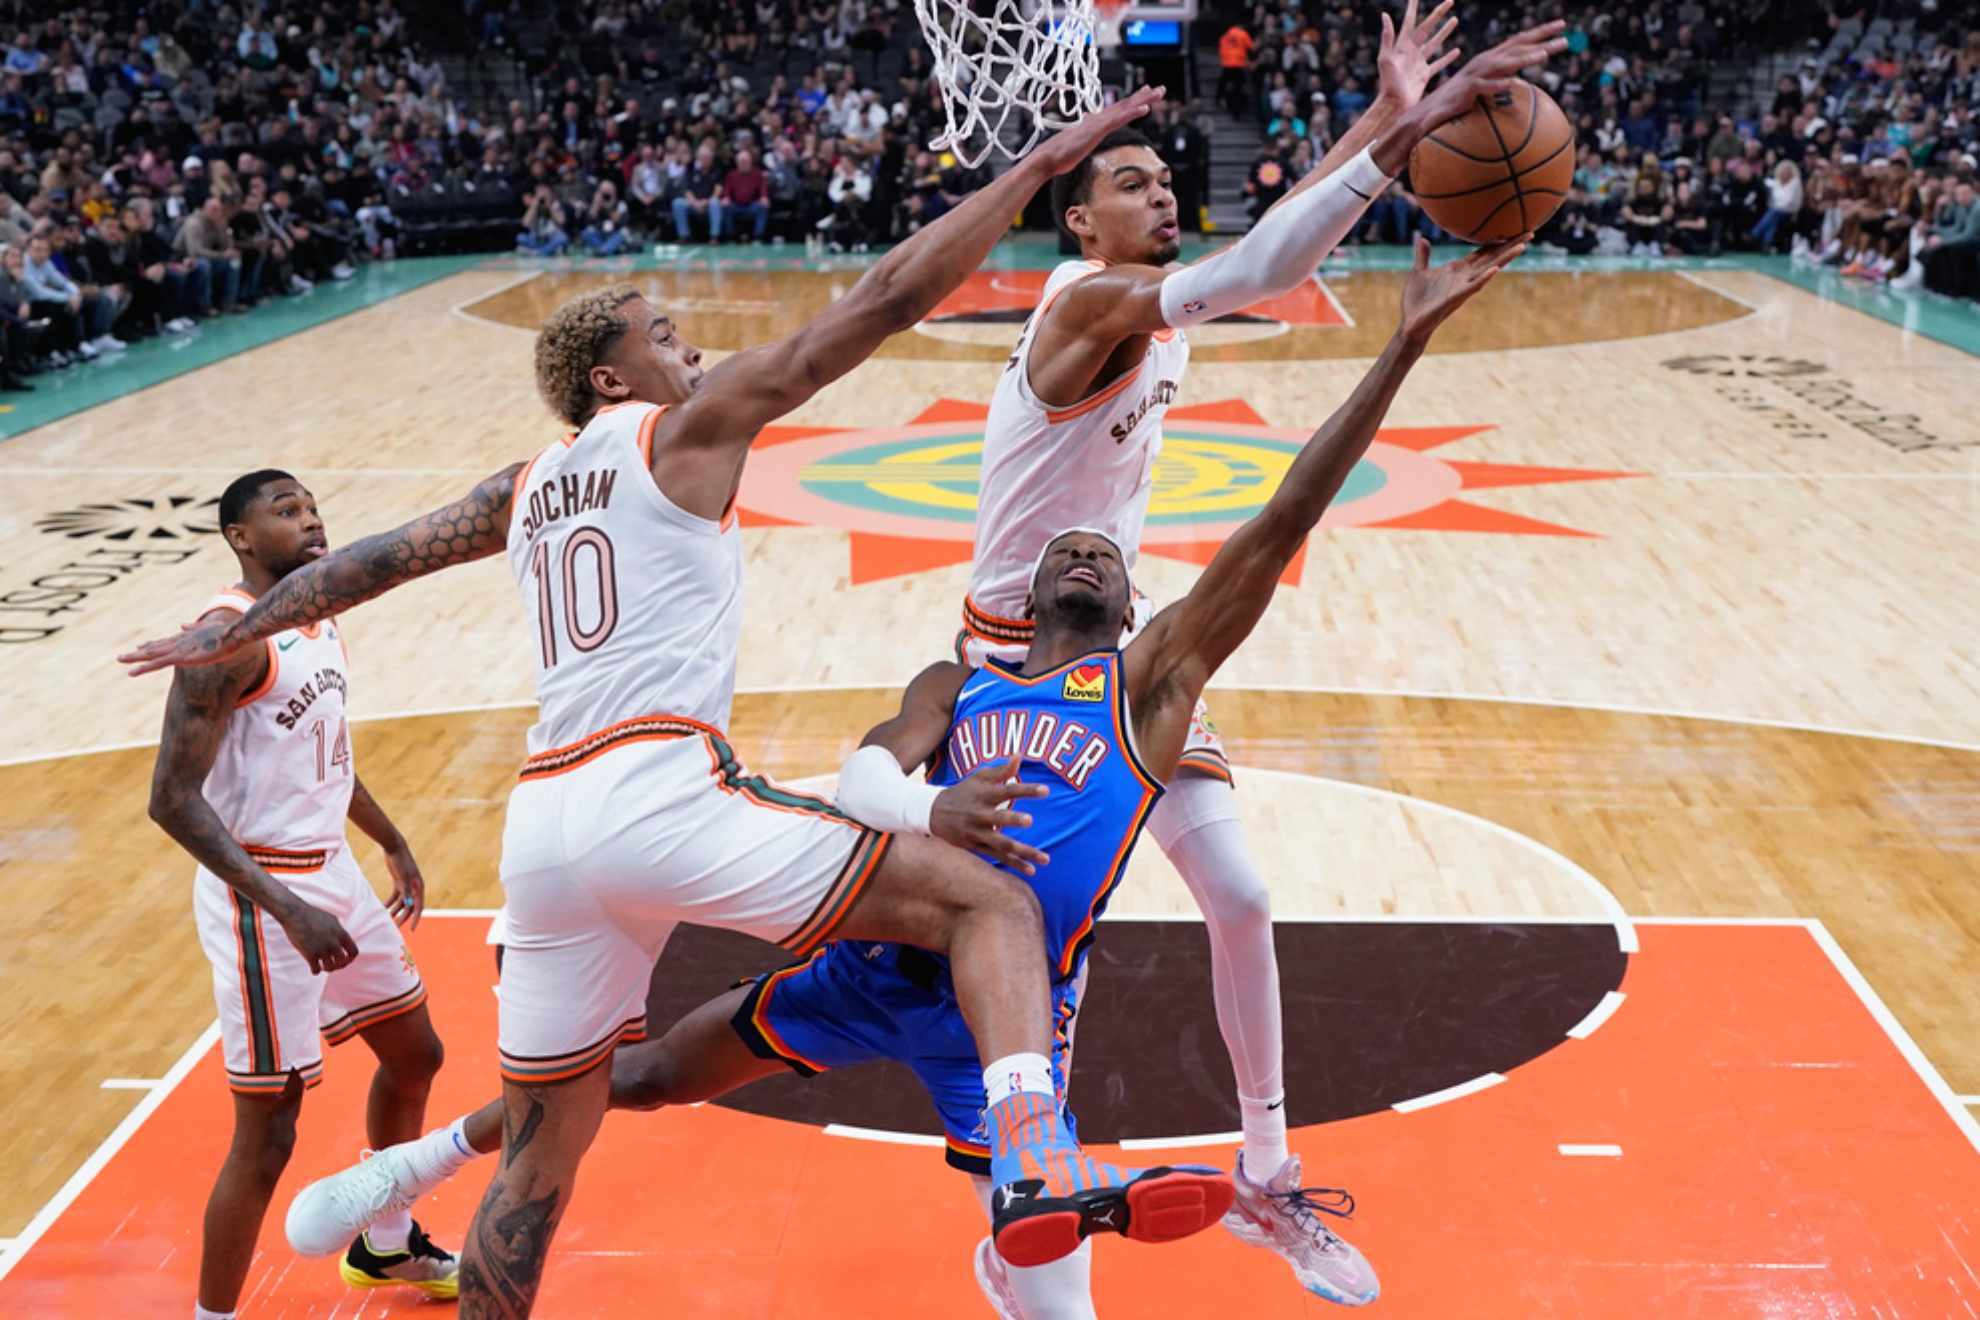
[735, 399, 1640, 585]
[35, 495, 221, 541]
[1063, 664, 1107, 703]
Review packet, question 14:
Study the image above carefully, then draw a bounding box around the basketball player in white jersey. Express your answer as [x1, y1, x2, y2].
[957, 7, 1566, 1306]
[123, 89, 1245, 1318]
[146, 470, 460, 1319]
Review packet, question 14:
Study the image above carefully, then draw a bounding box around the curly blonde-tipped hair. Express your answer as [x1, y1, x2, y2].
[534, 284, 644, 426]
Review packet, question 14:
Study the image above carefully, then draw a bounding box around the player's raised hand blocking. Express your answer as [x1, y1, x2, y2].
[932, 759, 1051, 877]
[1376, 0, 1460, 109]
[1399, 233, 1528, 346]
[1027, 85, 1167, 176]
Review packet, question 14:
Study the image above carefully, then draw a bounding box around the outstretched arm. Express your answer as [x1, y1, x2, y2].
[1124, 238, 1525, 755]
[836, 660, 1050, 875]
[1040, 16, 1564, 352]
[644, 89, 1165, 519]
[120, 463, 523, 675]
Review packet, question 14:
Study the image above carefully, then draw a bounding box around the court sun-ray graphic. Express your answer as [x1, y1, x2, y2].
[736, 398, 1643, 585]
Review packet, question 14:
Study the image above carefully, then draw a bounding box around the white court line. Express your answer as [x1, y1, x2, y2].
[0, 1021, 219, 1283]
[1391, 1072, 1506, 1113]
[1312, 272, 1355, 328]
[1632, 915, 1813, 926]
[1118, 1131, 1242, 1151]
[447, 266, 541, 326]
[1957, 1095, 1980, 1106]
[823, 1124, 945, 1148]
[1804, 920, 1980, 1154]
[98, 1078, 161, 1091]
[1565, 991, 1627, 1040]
[1558, 1144, 1623, 1157]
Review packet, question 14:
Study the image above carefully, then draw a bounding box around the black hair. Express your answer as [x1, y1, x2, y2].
[1048, 127, 1159, 237]
[219, 469, 297, 527]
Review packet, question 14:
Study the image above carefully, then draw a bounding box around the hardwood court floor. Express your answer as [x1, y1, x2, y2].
[0, 244, 1974, 1311]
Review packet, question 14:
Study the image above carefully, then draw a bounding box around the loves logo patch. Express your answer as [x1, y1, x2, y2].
[1063, 664, 1106, 703]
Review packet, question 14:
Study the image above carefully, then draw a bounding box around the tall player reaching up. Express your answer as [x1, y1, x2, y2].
[958, 6, 1565, 1303]
[147, 471, 459, 1319]
[121, 88, 1240, 1319]
[279, 234, 1524, 1319]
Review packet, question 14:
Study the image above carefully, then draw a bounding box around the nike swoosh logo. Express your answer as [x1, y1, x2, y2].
[1345, 183, 1373, 202]
[277, 637, 300, 651]
[1267, 1099, 1284, 1111]
[959, 681, 999, 701]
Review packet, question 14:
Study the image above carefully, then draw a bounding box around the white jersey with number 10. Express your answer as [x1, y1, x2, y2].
[504, 400, 743, 754]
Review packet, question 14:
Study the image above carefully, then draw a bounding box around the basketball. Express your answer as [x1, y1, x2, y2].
[1408, 82, 1576, 243]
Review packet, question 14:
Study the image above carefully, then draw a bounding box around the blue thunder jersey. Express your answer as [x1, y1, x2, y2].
[730, 647, 1164, 1173]
[928, 648, 1164, 981]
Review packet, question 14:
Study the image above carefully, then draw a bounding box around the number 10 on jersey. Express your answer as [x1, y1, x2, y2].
[529, 529, 620, 668]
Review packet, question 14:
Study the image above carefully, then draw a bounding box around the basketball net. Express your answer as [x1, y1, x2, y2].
[913, 0, 1127, 167]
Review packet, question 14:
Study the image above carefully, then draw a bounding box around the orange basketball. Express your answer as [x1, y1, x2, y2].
[1408, 82, 1575, 243]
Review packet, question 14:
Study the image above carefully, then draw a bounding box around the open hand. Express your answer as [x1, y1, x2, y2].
[931, 759, 1050, 876]
[118, 618, 247, 676]
[1377, 0, 1460, 111]
[1411, 18, 1568, 134]
[1399, 233, 1527, 346]
[1030, 85, 1167, 176]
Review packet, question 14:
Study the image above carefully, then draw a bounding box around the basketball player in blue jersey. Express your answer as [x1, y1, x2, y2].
[280, 234, 1522, 1316]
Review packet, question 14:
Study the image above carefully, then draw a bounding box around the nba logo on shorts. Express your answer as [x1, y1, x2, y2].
[1063, 664, 1106, 703]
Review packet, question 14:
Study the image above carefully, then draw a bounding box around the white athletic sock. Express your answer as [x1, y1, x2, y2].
[368, 1206, 412, 1253]
[194, 1306, 236, 1319]
[1238, 1093, 1291, 1179]
[402, 1115, 483, 1191]
[1150, 779, 1291, 1180]
[982, 1052, 1054, 1109]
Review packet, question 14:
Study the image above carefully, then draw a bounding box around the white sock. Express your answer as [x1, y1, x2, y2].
[1150, 780, 1291, 1181]
[1238, 1093, 1291, 1179]
[402, 1114, 483, 1191]
[194, 1307, 236, 1319]
[368, 1206, 412, 1253]
[982, 1052, 1054, 1108]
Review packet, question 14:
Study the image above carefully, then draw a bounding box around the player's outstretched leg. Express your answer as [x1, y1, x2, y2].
[837, 832, 1233, 1266]
[1151, 775, 1378, 1306]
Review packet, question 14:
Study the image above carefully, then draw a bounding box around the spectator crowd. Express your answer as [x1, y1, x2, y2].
[1217, 2, 1980, 296]
[1, 0, 1973, 397]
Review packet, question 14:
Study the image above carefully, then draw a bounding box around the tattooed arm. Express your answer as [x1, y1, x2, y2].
[147, 611, 359, 973]
[349, 774, 427, 929]
[121, 463, 524, 676]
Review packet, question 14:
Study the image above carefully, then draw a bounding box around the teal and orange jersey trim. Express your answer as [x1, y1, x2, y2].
[961, 594, 1036, 648]
[498, 1014, 647, 1085]
[226, 1059, 324, 1096]
[780, 829, 892, 959]
[732, 953, 833, 1076]
[1175, 747, 1233, 784]
[232, 893, 281, 1076]
[518, 712, 719, 781]
[321, 983, 429, 1047]
[242, 843, 329, 874]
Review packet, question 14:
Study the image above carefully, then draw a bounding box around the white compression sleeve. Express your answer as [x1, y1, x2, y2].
[1157, 147, 1392, 328]
[834, 743, 942, 834]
